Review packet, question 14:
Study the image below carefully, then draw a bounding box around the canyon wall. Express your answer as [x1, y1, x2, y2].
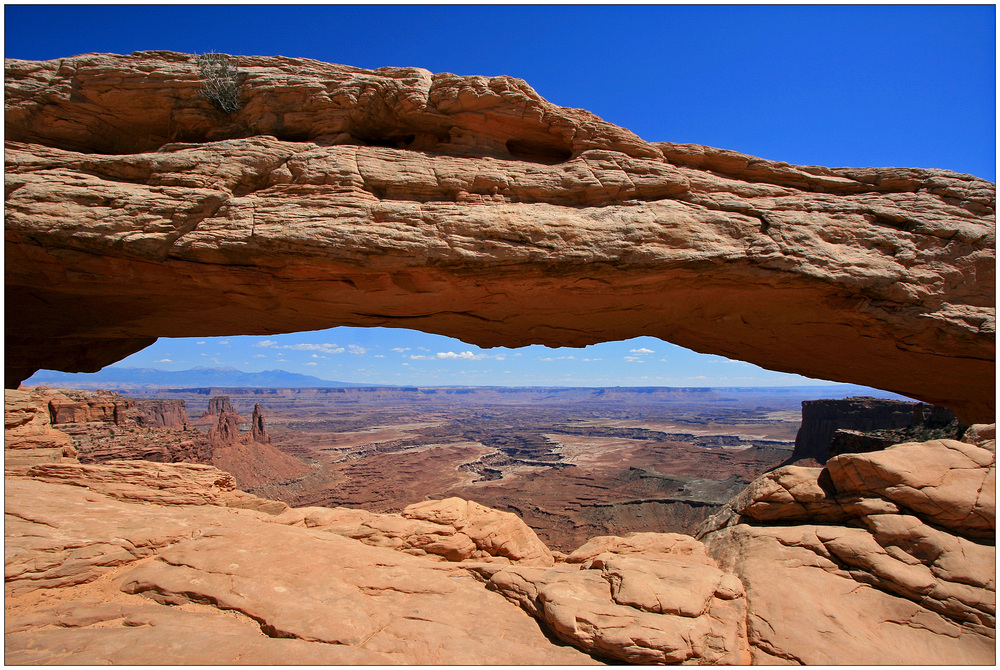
[41, 388, 190, 430]
[791, 397, 921, 463]
[791, 396, 962, 463]
[4, 52, 995, 423]
[26, 387, 307, 489]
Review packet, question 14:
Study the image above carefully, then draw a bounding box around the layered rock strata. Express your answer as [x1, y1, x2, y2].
[39, 387, 190, 430]
[4, 52, 995, 422]
[697, 431, 995, 664]
[204, 401, 310, 488]
[791, 396, 959, 463]
[193, 395, 245, 426]
[18, 388, 309, 489]
[4, 388, 77, 465]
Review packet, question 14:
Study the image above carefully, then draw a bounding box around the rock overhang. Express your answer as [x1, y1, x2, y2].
[4, 51, 995, 423]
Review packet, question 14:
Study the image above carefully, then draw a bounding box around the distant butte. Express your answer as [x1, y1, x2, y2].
[4, 51, 995, 423]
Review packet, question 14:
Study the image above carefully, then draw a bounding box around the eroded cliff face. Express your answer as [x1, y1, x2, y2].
[4, 52, 995, 422]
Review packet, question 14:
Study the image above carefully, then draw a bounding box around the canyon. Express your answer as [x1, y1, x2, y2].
[4, 51, 995, 665]
[18, 384, 810, 550]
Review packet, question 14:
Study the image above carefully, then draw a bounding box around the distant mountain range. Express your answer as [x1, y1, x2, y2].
[23, 366, 368, 389]
[21, 366, 912, 401]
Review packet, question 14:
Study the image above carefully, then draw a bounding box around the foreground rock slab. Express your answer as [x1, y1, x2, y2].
[4, 465, 594, 665]
[5, 52, 995, 422]
[7, 426, 995, 664]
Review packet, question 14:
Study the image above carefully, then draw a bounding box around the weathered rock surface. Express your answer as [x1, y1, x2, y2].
[11, 388, 312, 490]
[193, 395, 244, 426]
[6, 460, 289, 514]
[4, 388, 76, 464]
[4, 428, 995, 664]
[4, 465, 593, 665]
[697, 432, 996, 664]
[42, 387, 190, 429]
[274, 497, 555, 565]
[470, 533, 750, 664]
[4, 52, 995, 422]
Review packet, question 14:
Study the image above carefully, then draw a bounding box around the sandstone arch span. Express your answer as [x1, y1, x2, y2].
[5, 52, 995, 423]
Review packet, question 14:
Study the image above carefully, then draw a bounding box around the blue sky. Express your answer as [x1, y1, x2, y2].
[6, 5, 995, 387]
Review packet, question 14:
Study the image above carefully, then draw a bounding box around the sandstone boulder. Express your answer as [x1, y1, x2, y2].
[698, 433, 996, 664]
[826, 438, 995, 539]
[964, 423, 997, 450]
[4, 52, 994, 423]
[566, 531, 710, 564]
[470, 536, 749, 664]
[272, 496, 554, 566]
[703, 523, 994, 665]
[401, 497, 555, 565]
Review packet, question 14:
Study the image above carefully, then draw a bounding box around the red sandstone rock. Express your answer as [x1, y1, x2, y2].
[826, 438, 995, 539]
[272, 497, 555, 566]
[205, 400, 311, 489]
[697, 433, 996, 664]
[6, 460, 288, 514]
[3, 52, 994, 422]
[4, 427, 995, 664]
[4, 466, 594, 665]
[401, 497, 555, 566]
[470, 543, 749, 664]
[4, 388, 76, 464]
[193, 395, 244, 426]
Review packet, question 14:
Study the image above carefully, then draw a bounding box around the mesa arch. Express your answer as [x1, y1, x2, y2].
[5, 51, 995, 424]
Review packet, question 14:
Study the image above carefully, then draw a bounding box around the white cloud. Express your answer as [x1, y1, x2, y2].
[582, 357, 602, 362]
[373, 354, 385, 358]
[348, 345, 367, 355]
[410, 350, 501, 361]
[196, 341, 206, 345]
[154, 358, 173, 363]
[253, 354, 267, 358]
[624, 356, 644, 363]
[256, 341, 346, 355]
[392, 347, 411, 353]
[288, 343, 345, 354]
[219, 340, 230, 345]
[311, 354, 319, 358]
[305, 362, 318, 366]
[629, 347, 655, 354]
